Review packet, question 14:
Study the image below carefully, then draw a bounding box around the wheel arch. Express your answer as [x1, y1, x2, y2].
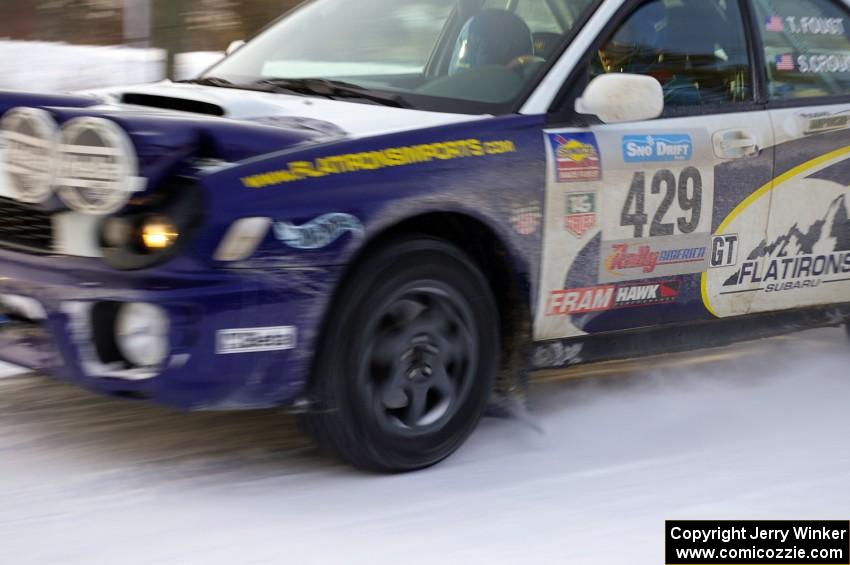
[313, 211, 534, 402]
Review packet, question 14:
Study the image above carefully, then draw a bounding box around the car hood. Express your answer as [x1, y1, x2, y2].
[92, 81, 485, 139]
[0, 83, 487, 195]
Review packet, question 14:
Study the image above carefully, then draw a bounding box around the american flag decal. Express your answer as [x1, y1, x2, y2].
[765, 16, 784, 32]
[775, 54, 795, 71]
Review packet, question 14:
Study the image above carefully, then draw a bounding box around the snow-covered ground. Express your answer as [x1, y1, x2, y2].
[0, 41, 221, 91]
[1, 327, 849, 564]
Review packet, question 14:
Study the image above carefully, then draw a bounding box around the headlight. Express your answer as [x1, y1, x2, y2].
[114, 302, 170, 368]
[0, 107, 58, 203]
[56, 117, 146, 215]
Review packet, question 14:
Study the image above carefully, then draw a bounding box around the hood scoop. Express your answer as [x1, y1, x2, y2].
[121, 93, 226, 116]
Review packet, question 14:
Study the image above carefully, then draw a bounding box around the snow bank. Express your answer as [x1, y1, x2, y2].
[0, 41, 222, 91]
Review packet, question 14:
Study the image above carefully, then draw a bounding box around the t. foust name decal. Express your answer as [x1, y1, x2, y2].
[704, 147, 850, 317]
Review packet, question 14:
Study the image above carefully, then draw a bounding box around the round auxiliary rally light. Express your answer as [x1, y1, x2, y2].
[56, 117, 145, 215]
[114, 302, 170, 368]
[0, 107, 59, 204]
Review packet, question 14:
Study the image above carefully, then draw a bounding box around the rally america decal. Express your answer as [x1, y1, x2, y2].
[704, 147, 850, 318]
[600, 234, 709, 283]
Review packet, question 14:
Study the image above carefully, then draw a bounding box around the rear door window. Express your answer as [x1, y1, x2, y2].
[751, 0, 850, 100]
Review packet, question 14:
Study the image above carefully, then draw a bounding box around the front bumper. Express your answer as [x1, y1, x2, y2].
[0, 249, 335, 410]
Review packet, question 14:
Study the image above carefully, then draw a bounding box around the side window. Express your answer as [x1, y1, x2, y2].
[515, 0, 565, 60]
[515, 0, 563, 34]
[590, 0, 753, 107]
[752, 0, 850, 100]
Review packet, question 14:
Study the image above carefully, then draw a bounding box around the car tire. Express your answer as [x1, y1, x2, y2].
[301, 236, 500, 472]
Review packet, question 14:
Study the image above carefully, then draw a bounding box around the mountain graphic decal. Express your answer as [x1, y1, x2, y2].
[723, 194, 850, 287]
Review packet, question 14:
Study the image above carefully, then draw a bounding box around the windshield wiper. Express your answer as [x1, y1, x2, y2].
[179, 76, 238, 88]
[254, 78, 410, 108]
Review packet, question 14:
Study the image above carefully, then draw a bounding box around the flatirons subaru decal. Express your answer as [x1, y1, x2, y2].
[622, 134, 693, 163]
[704, 146, 850, 317]
[274, 213, 364, 250]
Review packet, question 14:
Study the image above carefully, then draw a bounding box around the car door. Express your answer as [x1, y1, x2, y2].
[536, 0, 776, 342]
[710, 0, 850, 315]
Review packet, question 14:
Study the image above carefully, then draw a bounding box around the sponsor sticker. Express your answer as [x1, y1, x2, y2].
[546, 280, 680, 316]
[773, 16, 845, 35]
[242, 138, 517, 188]
[720, 195, 850, 295]
[274, 213, 363, 250]
[777, 53, 850, 73]
[600, 234, 709, 283]
[548, 133, 602, 183]
[709, 234, 739, 268]
[800, 110, 850, 136]
[511, 202, 543, 236]
[565, 192, 597, 238]
[622, 134, 693, 163]
[217, 326, 297, 354]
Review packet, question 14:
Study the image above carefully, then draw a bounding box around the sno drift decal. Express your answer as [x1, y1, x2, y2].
[622, 134, 693, 163]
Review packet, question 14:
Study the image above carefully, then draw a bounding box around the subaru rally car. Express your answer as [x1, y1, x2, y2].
[1, 0, 849, 471]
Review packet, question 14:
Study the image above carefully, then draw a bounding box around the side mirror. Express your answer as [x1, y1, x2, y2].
[575, 74, 664, 124]
[226, 40, 246, 56]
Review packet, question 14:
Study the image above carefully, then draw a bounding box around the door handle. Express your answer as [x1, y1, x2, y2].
[713, 129, 761, 159]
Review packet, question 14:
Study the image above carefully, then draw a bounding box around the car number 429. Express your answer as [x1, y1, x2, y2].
[620, 167, 704, 238]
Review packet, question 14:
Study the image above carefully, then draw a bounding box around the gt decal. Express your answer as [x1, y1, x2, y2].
[620, 167, 703, 238]
[710, 235, 739, 268]
[242, 138, 517, 188]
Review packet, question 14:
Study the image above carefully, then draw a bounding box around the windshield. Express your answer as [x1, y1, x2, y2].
[205, 0, 598, 113]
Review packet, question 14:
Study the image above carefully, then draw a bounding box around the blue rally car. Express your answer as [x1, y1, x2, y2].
[1, 0, 849, 471]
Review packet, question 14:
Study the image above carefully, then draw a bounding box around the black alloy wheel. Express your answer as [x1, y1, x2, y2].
[301, 237, 500, 472]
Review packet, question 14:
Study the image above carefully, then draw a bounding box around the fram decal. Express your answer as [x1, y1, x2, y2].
[622, 134, 693, 163]
[548, 133, 601, 183]
[242, 138, 517, 188]
[565, 192, 596, 238]
[546, 280, 680, 316]
[274, 213, 363, 250]
[600, 235, 709, 283]
[217, 326, 297, 354]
